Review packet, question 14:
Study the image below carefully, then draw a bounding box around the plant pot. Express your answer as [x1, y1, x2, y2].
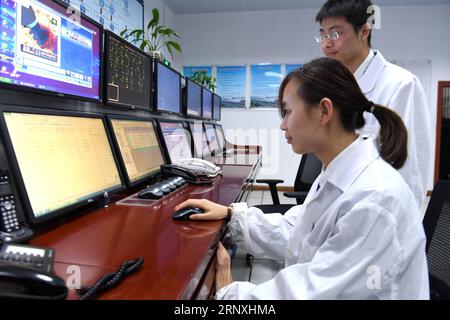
[149, 50, 163, 61]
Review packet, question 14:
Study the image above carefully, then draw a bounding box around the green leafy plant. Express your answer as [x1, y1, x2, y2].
[120, 8, 182, 60]
[190, 71, 217, 92]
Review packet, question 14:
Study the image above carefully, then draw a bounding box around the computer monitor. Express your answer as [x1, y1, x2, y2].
[105, 31, 152, 109]
[203, 123, 221, 156]
[109, 117, 165, 187]
[158, 120, 192, 164]
[202, 88, 212, 120]
[213, 94, 221, 121]
[0, 0, 102, 101]
[187, 121, 210, 159]
[185, 78, 202, 117]
[0, 110, 123, 225]
[214, 123, 227, 151]
[154, 60, 181, 114]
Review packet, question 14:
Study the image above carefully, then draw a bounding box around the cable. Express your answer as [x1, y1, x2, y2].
[77, 257, 144, 300]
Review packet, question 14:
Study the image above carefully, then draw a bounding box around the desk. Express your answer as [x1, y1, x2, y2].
[30, 152, 261, 300]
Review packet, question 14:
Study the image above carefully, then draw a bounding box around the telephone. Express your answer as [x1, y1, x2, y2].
[0, 243, 68, 299]
[161, 164, 213, 185]
[175, 158, 222, 177]
[0, 169, 33, 243]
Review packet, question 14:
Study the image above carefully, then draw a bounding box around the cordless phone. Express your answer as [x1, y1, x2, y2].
[0, 169, 33, 243]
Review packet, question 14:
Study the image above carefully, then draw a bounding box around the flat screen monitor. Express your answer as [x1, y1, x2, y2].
[203, 123, 221, 156]
[1, 111, 123, 224]
[109, 118, 165, 187]
[105, 31, 151, 109]
[158, 121, 192, 164]
[0, 0, 102, 101]
[214, 124, 226, 151]
[213, 94, 221, 121]
[188, 121, 210, 159]
[202, 88, 212, 120]
[154, 61, 181, 114]
[185, 78, 201, 117]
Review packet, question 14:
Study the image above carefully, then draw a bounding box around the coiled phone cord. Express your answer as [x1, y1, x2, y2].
[77, 257, 144, 300]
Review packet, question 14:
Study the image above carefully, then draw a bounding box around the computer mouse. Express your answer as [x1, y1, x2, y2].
[172, 207, 205, 221]
[137, 188, 163, 200]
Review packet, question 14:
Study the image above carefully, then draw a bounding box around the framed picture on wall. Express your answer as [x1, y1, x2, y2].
[250, 64, 282, 109]
[216, 65, 246, 109]
[285, 64, 303, 75]
[183, 66, 213, 78]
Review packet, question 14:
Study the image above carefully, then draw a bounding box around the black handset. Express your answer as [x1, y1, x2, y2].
[161, 164, 198, 181]
[160, 164, 212, 185]
[0, 169, 33, 243]
[0, 243, 68, 299]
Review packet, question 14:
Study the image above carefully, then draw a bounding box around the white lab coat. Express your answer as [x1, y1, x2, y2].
[356, 51, 432, 207]
[215, 136, 429, 300]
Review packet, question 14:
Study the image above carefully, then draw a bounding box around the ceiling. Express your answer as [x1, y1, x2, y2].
[163, 0, 450, 14]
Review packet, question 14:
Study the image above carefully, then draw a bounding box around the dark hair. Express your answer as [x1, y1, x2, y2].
[316, 0, 373, 47]
[279, 58, 407, 169]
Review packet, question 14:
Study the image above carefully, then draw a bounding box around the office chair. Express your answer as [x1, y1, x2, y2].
[423, 180, 450, 299]
[254, 153, 322, 214]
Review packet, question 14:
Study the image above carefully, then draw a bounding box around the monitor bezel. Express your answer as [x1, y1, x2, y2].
[212, 93, 222, 121]
[201, 87, 213, 120]
[214, 123, 227, 152]
[106, 115, 166, 188]
[185, 120, 211, 159]
[156, 119, 193, 164]
[103, 30, 153, 111]
[203, 122, 222, 157]
[0, 105, 125, 226]
[184, 78, 203, 119]
[153, 60, 182, 115]
[0, 0, 104, 103]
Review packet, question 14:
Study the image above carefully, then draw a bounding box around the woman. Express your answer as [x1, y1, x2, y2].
[175, 58, 429, 299]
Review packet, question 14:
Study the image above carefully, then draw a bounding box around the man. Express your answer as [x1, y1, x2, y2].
[315, 0, 432, 207]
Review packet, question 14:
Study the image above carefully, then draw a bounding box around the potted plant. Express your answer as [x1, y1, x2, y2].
[190, 71, 217, 92]
[120, 8, 182, 61]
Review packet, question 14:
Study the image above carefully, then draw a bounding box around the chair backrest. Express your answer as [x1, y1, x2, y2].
[423, 180, 450, 299]
[294, 153, 322, 203]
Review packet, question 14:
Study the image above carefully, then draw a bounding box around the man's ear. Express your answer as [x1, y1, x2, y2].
[318, 98, 333, 125]
[360, 22, 371, 42]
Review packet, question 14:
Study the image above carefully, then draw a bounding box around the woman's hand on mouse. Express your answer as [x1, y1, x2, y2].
[174, 199, 228, 220]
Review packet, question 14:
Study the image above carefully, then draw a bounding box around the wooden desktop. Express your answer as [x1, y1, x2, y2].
[30, 146, 261, 300]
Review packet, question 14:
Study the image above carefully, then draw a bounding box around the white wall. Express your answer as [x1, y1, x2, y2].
[173, 5, 450, 190]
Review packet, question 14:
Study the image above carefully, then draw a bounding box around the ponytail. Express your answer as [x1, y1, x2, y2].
[371, 104, 408, 169]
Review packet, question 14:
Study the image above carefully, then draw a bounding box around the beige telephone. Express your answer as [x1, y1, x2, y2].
[174, 158, 222, 177]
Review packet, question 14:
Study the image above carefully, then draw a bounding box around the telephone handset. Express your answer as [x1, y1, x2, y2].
[0, 169, 33, 243]
[175, 158, 222, 177]
[0, 243, 68, 299]
[161, 164, 197, 181]
[161, 164, 213, 185]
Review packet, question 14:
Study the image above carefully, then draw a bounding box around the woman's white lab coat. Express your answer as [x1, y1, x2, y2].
[215, 136, 429, 300]
[356, 51, 432, 207]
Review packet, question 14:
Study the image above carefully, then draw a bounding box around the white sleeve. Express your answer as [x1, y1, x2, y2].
[217, 202, 405, 300]
[228, 204, 301, 260]
[389, 77, 432, 206]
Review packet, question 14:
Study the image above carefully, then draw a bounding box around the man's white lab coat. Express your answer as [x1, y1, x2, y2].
[356, 50, 432, 207]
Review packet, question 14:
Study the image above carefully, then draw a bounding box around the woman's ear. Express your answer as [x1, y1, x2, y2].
[318, 98, 333, 125]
